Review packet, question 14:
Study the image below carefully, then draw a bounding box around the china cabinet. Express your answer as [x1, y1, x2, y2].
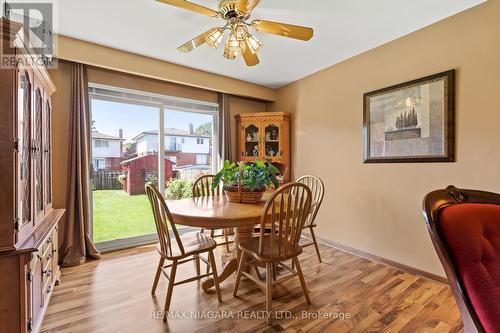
[0, 19, 64, 333]
[235, 112, 291, 181]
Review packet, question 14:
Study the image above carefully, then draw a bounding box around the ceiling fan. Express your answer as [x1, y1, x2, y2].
[156, 0, 314, 66]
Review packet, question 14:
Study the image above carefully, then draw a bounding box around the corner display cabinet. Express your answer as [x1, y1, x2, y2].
[235, 112, 291, 182]
[0, 19, 64, 333]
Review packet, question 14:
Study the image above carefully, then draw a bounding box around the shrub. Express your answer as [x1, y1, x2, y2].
[118, 174, 126, 186]
[145, 173, 158, 187]
[165, 178, 193, 200]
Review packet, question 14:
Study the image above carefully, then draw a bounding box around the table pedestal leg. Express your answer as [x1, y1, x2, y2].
[202, 225, 256, 291]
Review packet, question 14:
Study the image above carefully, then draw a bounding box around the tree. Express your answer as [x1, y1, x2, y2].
[122, 141, 137, 159]
[195, 122, 212, 136]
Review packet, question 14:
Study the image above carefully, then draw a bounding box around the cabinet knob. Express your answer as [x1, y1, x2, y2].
[46, 237, 52, 244]
[46, 253, 52, 260]
[43, 269, 51, 277]
[46, 285, 52, 294]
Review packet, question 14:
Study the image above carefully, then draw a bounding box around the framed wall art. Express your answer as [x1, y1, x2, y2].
[363, 70, 455, 163]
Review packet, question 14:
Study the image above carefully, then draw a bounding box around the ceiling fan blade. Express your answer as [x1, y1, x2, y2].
[178, 28, 219, 53]
[156, 0, 220, 18]
[242, 41, 259, 66]
[237, 0, 261, 14]
[251, 20, 314, 41]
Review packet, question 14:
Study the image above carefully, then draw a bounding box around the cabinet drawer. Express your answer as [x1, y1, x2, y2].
[41, 234, 54, 257]
[42, 256, 53, 295]
[41, 249, 53, 272]
[51, 227, 58, 264]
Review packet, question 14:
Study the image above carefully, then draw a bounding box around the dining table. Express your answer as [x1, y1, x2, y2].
[167, 194, 271, 291]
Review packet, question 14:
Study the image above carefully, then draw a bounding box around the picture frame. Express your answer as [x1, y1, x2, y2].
[363, 70, 455, 163]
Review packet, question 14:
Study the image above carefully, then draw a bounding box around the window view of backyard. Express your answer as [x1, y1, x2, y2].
[90, 91, 217, 244]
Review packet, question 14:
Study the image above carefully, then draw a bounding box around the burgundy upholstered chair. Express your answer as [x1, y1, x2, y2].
[423, 186, 500, 333]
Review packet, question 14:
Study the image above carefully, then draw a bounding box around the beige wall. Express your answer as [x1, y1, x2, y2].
[270, 0, 500, 276]
[87, 66, 219, 104]
[49, 63, 268, 221]
[49, 61, 72, 211]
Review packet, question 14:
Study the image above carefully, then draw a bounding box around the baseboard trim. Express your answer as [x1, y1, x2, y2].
[303, 232, 449, 285]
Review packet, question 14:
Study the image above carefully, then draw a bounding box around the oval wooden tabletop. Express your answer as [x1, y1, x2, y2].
[167, 195, 270, 228]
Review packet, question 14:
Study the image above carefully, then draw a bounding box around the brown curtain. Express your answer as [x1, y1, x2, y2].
[218, 93, 232, 163]
[59, 63, 101, 267]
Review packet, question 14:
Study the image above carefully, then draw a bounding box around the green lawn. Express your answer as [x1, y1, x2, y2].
[92, 190, 158, 243]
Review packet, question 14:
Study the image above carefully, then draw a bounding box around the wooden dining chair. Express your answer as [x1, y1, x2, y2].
[233, 182, 312, 324]
[146, 184, 222, 320]
[193, 175, 233, 252]
[297, 175, 325, 263]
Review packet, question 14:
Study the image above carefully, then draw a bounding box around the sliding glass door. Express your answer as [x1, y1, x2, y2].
[89, 85, 219, 251]
[163, 109, 217, 199]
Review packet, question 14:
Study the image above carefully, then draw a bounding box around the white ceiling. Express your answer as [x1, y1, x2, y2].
[53, 0, 484, 88]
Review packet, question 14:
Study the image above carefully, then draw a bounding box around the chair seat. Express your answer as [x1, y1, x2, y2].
[440, 203, 500, 333]
[158, 232, 217, 259]
[238, 235, 303, 262]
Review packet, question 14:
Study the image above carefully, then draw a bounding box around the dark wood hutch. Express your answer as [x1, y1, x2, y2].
[0, 19, 64, 333]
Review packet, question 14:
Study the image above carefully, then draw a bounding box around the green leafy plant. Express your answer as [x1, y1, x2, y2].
[145, 173, 158, 187]
[165, 178, 193, 200]
[213, 160, 280, 192]
[117, 174, 126, 186]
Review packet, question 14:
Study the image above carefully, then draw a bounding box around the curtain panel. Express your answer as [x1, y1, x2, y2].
[218, 93, 232, 163]
[59, 63, 101, 267]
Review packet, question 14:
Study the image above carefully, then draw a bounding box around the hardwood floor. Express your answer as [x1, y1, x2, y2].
[41, 241, 463, 333]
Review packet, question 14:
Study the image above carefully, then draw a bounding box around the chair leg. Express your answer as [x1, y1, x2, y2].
[293, 257, 311, 304]
[309, 226, 322, 263]
[194, 254, 200, 277]
[208, 250, 222, 303]
[151, 257, 165, 295]
[224, 229, 230, 252]
[233, 251, 247, 297]
[206, 254, 211, 274]
[266, 263, 273, 325]
[163, 259, 178, 321]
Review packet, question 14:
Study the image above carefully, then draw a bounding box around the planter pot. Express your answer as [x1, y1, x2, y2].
[224, 185, 265, 203]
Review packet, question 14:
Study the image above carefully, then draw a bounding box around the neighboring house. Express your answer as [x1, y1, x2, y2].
[91, 130, 125, 170]
[132, 125, 211, 168]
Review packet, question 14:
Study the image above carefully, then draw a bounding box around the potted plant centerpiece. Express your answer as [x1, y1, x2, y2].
[213, 160, 280, 203]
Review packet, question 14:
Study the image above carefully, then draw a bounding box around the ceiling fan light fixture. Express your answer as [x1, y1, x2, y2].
[226, 32, 246, 57]
[159, 0, 313, 66]
[206, 28, 225, 49]
[246, 34, 263, 54]
[223, 45, 236, 59]
[234, 24, 248, 41]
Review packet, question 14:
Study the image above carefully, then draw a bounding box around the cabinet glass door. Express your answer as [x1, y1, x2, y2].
[264, 121, 282, 162]
[242, 121, 261, 160]
[44, 100, 52, 206]
[16, 70, 32, 232]
[34, 89, 44, 220]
